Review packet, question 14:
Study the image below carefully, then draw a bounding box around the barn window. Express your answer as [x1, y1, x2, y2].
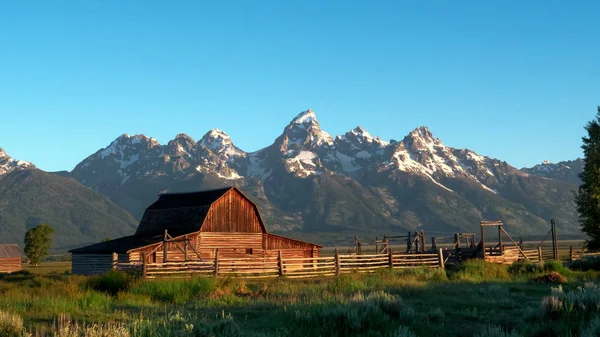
[246, 248, 253, 255]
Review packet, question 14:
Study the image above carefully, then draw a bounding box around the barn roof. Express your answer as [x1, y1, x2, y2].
[69, 235, 164, 254]
[135, 186, 235, 236]
[0, 244, 23, 258]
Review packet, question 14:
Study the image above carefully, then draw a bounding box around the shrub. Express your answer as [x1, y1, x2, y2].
[473, 325, 522, 337]
[0, 310, 28, 337]
[581, 316, 600, 337]
[87, 270, 133, 296]
[508, 261, 543, 276]
[531, 272, 567, 284]
[391, 326, 417, 337]
[571, 256, 600, 271]
[541, 283, 600, 319]
[543, 261, 570, 275]
[448, 260, 509, 282]
[130, 277, 216, 304]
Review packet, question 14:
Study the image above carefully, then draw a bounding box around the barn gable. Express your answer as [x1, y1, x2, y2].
[135, 186, 267, 236]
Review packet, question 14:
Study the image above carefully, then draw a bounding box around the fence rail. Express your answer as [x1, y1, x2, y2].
[119, 248, 446, 279]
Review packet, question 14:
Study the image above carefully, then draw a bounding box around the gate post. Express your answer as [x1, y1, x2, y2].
[388, 247, 393, 269]
[438, 248, 445, 269]
[335, 248, 341, 277]
[537, 246, 543, 264]
[569, 246, 574, 263]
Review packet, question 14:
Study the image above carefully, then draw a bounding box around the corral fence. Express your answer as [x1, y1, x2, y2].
[568, 245, 600, 263]
[117, 248, 445, 279]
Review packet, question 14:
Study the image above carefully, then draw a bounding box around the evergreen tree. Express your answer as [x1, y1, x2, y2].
[576, 106, 600, 251]
[24, 224, 54, 265]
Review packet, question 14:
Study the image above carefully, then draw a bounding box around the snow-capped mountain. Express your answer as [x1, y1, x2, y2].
[68, 109, 580, 237]
[0, 148, 34, 177]
[522, 159, 583, 185]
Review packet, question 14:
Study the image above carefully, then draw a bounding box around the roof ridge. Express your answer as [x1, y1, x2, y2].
[157, 186, 234, 196]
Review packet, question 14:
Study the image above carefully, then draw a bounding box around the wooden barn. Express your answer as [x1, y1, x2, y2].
[0, 244, 23, 274]
[70, 186, 321, 275]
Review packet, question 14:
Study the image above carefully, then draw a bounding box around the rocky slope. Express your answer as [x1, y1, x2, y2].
[0, 150, 138, 249]
[69, 110, 580, 239]
[522, 159, 583, 185]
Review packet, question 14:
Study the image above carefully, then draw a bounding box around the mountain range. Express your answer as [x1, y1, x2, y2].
[0, 110, 585, 248]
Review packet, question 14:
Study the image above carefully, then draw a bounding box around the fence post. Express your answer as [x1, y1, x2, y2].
[214, 249, 219, 277]
[278, 250, 284, 277]
[438, 248, 445, 269]
[569, 246, 574, 263]
[538, 246, 543, 264]
[142, 254, 147, 279]
[335, 248, 341, 277]
[388, 247, 393, 269]
[406, 232, 411, 253]
[112, 253, 118, 270]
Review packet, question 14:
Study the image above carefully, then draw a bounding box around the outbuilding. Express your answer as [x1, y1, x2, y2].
[0, 244, 23, 274]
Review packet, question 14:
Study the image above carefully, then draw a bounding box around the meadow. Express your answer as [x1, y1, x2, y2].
[2, 258, 600, 337]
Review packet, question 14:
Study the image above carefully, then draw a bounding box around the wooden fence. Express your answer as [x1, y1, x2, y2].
[118, 248, 445, 279]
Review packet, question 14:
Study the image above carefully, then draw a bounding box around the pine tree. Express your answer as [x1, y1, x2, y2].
[576, 106, 600, 251]
[24, 224, 54, 266]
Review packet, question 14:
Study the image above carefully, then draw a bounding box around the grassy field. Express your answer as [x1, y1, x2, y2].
[2, 258, 600, 336]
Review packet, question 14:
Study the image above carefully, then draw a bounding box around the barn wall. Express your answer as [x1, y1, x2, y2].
[263, 233, 319, 251]
[200, 190, 263, 233]
[0, 258, 22, 274]
[72, 253, 116, 275]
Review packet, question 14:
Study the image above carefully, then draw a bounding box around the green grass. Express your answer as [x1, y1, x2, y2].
[2, 261, 600, 336]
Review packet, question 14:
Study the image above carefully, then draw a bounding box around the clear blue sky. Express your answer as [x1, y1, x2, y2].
[1, 1, 598, 172]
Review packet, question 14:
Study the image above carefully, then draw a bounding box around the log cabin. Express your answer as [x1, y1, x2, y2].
[69, 186, 321, 275]
[0, 244, 23, 274]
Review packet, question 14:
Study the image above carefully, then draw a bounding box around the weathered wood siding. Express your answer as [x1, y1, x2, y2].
[72, 253, 116, 275]
[200, 189, 263, 233]
[0, 258, 22, 273]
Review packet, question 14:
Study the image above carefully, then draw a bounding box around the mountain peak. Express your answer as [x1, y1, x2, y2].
[0, 148, 7, 159]
[203, 128, 231, 141]
[291, 109, 318, 126]
[200, 129, 244, 161]
[0, 148, 34, 176]
[174, 133, 195, 142]
[542, 160, 551, 165]
[351, 125, 373, 139]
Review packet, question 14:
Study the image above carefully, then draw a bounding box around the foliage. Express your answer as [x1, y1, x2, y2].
[24, 224, 54, 266]
[130, 277, 216, 304]
[508, 261, 543, 276]
[543, 260, 570, 275]
[0, 310, 28, 337]
[575, 106, 600, 251]
[87, 270, 134, 296]
[571, 256, 600, 271]
[447, 260, 509, 282]
[473, 325, 522, 337]
[541, 283, 600, 320]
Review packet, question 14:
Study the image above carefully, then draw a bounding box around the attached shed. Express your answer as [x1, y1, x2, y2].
[70, 186, 321, 275]
[0, 244, 23, 274]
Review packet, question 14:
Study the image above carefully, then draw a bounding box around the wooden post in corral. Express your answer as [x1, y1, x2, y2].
[163, 230, 168, 263]
[431, 237, 437, 251]
[406, 232, 412, 253]
[538, 246, 543, 263]
[498, 225, 503, 255]
[375, 236, 379, 254]
[388, 247, 393, 268]
[184, 235, 188, 262]
[214, 249, 220, 276]
[112, 253, 118, 270]
[551, 218, 559, 261]
[335, 248, 341, 276]
[420, 230, 426, 253]
[142, 254, 147, 279]
[480, 224, 486, 256]
[569, 246, 574, 263]
[277, 250, 284, 276]
[438, 248, 445, 269]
